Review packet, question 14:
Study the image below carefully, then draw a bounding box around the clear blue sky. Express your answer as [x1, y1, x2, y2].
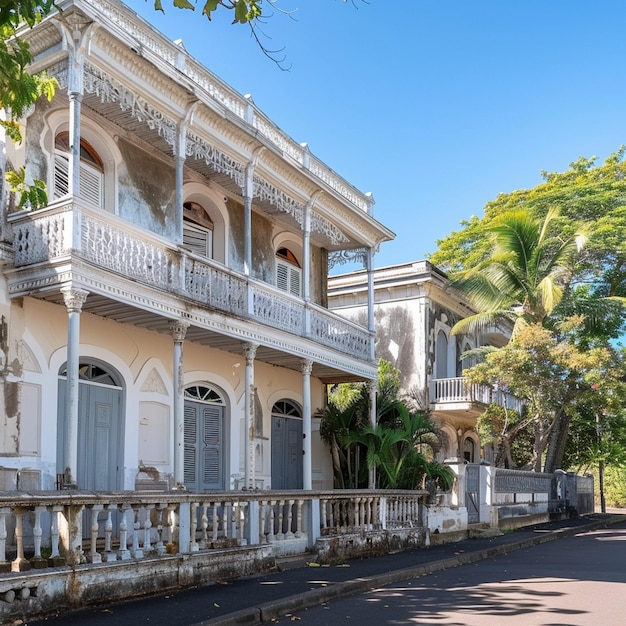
[131, 0, 626, 270]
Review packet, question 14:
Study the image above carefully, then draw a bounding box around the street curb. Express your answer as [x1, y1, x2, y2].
[195, 515, 626, 626]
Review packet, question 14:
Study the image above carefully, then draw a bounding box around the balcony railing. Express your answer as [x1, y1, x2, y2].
[432, 377, 524, 413]
[8, 201, 372, 361]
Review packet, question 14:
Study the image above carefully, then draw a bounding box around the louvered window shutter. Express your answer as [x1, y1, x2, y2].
[54, 152, 103, 207]
[202, 406, 222, 488]
[184, 405, 197, 484]
[79, 161, 104, 207]
[183, 222, 213, 258]
[54, 152, 69, 199]
[276, 259, 302, 297]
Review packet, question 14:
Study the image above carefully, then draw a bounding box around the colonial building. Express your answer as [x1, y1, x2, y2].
[328, 261, 518, 462]
[0, 0, 393, 494]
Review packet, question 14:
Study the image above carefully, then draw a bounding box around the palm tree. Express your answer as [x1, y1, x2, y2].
[450, 207, 590, 473]
[449, 207, 587, 337]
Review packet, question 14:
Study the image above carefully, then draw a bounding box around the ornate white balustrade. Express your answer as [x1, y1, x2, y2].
[0, 489, 428, 573]
[432, 377, 524, 413]
[319, 491, 425, 535]
[8, 202, 372, 361]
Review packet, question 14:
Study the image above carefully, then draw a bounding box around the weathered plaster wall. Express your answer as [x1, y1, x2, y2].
[226, 197, 244, 270]
[310, 247, 328, 306]
[3, 296, 332, 491]
[24, 101, 50, 185]
[251, 212, 274, 284]
[116, 137, 176, 238]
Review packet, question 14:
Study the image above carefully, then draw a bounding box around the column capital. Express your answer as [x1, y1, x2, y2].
[242, 342, 258, 365]
[61, 287, 89, 314]
[300, 359, 313, 376]
[367, 378, 378, 394]
[170, 320, 190, 342]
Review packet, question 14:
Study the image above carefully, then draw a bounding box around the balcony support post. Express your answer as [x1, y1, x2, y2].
[171, 320, 190, 488]
[368, 378, 378, 489]
[61, 287, 88, 488]
[243, 342, 258, 489]
[301, 359, 313, 490]
[55, 21, 94, 198]
[302, 192, 319, 335]
[366, 247, 376, 362]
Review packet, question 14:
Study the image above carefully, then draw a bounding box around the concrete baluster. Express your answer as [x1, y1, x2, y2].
[12, 508, 31, 572]
[131, 506, 143, 558]
[88, 505, 103, 563]
[103, 505, 117, 562]
[190, 502, 199, 552]
[143, 505, 153, 554]
[0, 508, 9, 572]
[118, 505, 131, 560]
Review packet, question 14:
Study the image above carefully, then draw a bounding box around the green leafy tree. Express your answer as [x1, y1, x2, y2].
[464, 321, 626, 472]
[431, 149, 626, 341]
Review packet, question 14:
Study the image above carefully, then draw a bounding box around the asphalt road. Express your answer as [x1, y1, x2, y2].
[269, 521, 626, 626]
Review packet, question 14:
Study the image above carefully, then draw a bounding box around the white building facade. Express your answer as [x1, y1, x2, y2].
[328, 261, 516, 462]
[0, 0, 393, 495]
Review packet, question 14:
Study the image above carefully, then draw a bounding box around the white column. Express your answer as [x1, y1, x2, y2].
[175, 123, 186, 244]
[368, 378, 378, 489]
[61, 287, 88, 487]
[366, 247, 376, 362]
[243, 162, 255, 277]
[57, 22, 92, 198]
[301, 359, 313, 490]
[243, 343, 258, 489]
[171, 320, 189, 488]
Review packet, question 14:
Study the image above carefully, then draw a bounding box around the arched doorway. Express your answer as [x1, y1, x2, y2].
[57, 360, 124, 490]
[271, 399, 303, 489]
[184, 384, 226, 491]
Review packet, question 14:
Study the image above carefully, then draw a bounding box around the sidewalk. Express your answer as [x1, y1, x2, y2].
[30, 512, 626, 626]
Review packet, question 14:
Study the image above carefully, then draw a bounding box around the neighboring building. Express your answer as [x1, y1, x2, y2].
[328, 261, 517, 463]
[0, 0, 393, 494]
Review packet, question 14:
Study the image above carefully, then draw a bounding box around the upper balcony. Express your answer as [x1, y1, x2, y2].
[430, 377, 524, 421]
[6, 200, 374, 382]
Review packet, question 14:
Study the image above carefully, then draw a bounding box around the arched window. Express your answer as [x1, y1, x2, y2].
[183, 201, 214, 259]
[54, 132, 104, 207]
[435, 330, 448, 379]
[276, 247, 302, 297]
[271, 399, 302, 419]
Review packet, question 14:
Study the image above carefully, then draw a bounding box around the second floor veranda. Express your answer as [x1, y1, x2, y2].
[5, 199, 377, 382]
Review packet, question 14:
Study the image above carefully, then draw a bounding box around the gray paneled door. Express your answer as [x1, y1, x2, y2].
[57, 364, 124, 491]
[271, 403, 303, 490]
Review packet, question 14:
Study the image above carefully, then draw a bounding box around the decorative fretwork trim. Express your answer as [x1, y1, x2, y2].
[49, 60, 349, 246]
[83, 61, 177, 146]
[328, 249, 368, 270]
[185, 131, 246, 189]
